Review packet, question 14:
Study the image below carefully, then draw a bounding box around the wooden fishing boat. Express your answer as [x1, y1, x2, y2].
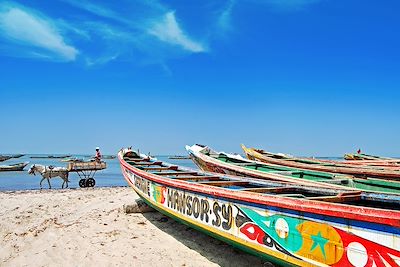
[60, 157, 84, 163]
[102, 155, 116, 160]
[344, 153, 397, 161]
[0, 155, 12, 162]
[11, 154, 24, 159]
[168, 155, 191, 160]
[252, 148, 400, 168]
[242, 145, 400, 181]
[30, 155, 71, 159]
[119, 147, 400, 267]
[0, 162, 29, 172]
[186, 145, 400, 194]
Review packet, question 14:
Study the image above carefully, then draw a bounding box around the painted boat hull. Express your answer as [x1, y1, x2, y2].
[119, 149, 400, 267]
[242, 146, 400, 181]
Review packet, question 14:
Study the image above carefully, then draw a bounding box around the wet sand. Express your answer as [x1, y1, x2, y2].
[0, 186, 267, 266]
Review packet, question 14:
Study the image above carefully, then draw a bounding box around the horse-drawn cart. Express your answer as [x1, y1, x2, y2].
[67, 161, 107, 188]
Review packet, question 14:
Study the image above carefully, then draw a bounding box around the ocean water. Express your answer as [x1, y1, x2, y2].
[0, 154, 197, 191]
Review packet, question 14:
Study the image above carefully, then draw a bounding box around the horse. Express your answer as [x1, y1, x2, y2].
[28, 164, 70, 189]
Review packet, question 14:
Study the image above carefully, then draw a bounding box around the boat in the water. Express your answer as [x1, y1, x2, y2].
[0, 155, 12, 162]
[102, 155, 116, 160]
[0, 162, 29, 172]
[30, 155, 71, 159]
[60, 157, 84, 163]
[242, 145, 400, 181]
[168, 155, 191, 160]
[11, 154, 25, 159]
[119, 147, 400, 267]
[186, 145, 400, 194]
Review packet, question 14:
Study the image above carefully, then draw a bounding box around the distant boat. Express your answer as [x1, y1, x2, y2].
[60, 157, 84, 163]
[168, 155, 191, 160]
[0, 162, 29, 172]
[119, 147, 400, 267]
[87, 155, 116, 160]
[102, 155, 116, 159]
[11, 154, 24, 159]
[0, 155, 12, 162]
[30, 155, 71, 159]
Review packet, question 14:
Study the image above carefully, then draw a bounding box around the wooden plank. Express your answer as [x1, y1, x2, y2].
[141, 166, 178, 171]
[198, 181, 249, 186]
[238, 187, 284, 193]
[308, 191, 362, 203]
[233, 163, 259, 167]
[279, 194, 307, 198]
[133, 162, 162, 166]
[125, 158, 149, 162]
[169, 176, 222, 181]
[153, 171, 198, 176]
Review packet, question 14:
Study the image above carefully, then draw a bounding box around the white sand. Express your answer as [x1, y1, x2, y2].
[0, 187, 266, 267]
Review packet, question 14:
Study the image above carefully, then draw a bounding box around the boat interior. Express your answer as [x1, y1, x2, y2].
[123, 151, 400, 211]
[199, 149, 400, 193]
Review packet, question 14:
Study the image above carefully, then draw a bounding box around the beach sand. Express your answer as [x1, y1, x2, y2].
[0, 187, 267, 267]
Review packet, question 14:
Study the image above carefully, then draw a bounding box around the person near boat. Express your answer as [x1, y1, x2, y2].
[95, 147, 102, 162]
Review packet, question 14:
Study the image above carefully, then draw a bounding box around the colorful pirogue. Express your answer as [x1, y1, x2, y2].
[251, 149, 400, 168]
[241, 145, 400, 180]
[344, 152, 398, 161]
[185, 144, 400, 194]
[119, 148, 400, 267]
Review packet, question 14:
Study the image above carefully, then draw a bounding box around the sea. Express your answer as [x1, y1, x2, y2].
[0, 154, 198, 191]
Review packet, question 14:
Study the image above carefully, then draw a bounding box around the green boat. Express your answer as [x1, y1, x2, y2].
[186, 144, 400, 194]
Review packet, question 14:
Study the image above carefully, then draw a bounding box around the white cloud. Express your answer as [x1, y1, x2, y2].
[148, 12, 205, 53]
[0, 3, 78, 61]
[218, 0, 235, 31]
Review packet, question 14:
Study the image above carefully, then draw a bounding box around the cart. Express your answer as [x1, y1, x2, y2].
[67, 161, 107, 188]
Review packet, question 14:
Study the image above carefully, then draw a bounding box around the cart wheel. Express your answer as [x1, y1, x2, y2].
[86, 178, 95, 188]
[79, 179, 87, 188]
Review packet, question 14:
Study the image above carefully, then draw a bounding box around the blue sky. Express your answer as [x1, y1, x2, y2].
[0, 0, 399, 156]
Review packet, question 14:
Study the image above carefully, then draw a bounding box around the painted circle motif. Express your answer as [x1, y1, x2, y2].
[346, 242, 368, 267]
[275, 218, 289, 238]
[295, 221, 344, 265]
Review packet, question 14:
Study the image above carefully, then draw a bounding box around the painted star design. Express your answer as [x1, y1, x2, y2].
[310, 231, 329, 259]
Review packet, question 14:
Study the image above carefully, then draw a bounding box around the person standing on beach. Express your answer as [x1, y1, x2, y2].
[95, 147, 102, 162]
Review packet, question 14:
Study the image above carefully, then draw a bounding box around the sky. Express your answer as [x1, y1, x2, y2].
[0, 0, 399, 156]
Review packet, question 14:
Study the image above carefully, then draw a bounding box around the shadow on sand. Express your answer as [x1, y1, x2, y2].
[142, 211, 275, 267]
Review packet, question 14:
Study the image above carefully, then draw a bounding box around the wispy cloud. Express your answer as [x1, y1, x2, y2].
[0, 2, 78, 61]
[148, 12, 205, 53]
[218, 0, 235, 33]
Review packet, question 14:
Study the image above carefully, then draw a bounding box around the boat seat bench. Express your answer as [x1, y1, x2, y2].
[140, 166, 178, 171]
[133, 162, 163, 166]
[152, 171, 198, 176]
[168, 176, 222, 181]
[198, 181, 250, 187]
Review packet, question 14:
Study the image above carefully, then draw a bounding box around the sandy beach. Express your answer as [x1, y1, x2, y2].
[0, 186, 266, 267]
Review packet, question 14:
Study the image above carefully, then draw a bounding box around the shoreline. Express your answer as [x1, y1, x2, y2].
[0, 186, 266, 266]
